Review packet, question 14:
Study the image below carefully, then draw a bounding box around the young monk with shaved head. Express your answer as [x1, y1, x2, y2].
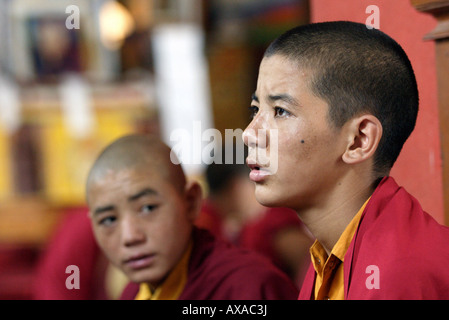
[243, 21, 449, 299]
[86, 134, 298, 300]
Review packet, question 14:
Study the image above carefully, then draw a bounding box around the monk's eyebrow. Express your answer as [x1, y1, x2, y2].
[252, 92, 300, 107]
[267, 93, 299, 106]
[91, 188, 157, 216]
[128, 188, 158, 202]
[93, 205, 115, 216]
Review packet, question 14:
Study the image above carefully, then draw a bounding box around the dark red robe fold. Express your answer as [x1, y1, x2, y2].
[121, 227, 299, 300]
[299, 176, 449, 299]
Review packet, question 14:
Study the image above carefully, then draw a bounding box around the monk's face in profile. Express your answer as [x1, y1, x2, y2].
[88, 165, 199, 286]
[243, 55, 347, 210]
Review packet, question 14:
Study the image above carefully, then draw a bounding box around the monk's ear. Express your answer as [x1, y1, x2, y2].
[184, 180, 203, 222]
[342, 114, 382, 165]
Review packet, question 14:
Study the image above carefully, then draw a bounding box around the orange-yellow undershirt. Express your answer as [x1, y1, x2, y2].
[310, 197, 370, 300]
[135, 241, 192, 300]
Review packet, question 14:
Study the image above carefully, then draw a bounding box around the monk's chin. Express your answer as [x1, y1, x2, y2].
[254, 189, 284, 208]
[254, 185, 301, 210]
[126, 268, 165, 287]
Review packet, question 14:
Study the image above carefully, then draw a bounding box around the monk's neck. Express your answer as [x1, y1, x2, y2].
[296, 179, 376, 255]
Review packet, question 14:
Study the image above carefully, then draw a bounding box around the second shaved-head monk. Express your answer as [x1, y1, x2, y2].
[86, 134, 298, 300]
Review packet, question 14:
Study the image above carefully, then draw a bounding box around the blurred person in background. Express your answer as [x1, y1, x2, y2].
[86, 134, 298, 300]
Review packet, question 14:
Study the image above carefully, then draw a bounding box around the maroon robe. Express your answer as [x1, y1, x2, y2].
[121, 227, 298, 300]
[33, 207, 108, 300]
[299, 176, 449, 299]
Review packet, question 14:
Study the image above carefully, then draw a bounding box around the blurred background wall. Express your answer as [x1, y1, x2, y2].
[0, 0, 444, 299]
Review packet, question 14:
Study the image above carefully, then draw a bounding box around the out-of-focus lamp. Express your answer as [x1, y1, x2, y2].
[99, 0, 135, 50]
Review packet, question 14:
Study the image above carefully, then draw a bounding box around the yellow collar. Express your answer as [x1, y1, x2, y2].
[135, 241, 193, 300]
[310, 197, 370, 300]
[332, 197, 370, 261]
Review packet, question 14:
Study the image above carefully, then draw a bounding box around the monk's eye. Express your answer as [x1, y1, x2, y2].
[274, 106, 291, 118]
[99, 216, 117, 227]
[140, 204, 157, 215]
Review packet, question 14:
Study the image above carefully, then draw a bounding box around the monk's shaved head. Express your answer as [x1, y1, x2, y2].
[86, 134, 186, 201]
[87, 134, 203, 286]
